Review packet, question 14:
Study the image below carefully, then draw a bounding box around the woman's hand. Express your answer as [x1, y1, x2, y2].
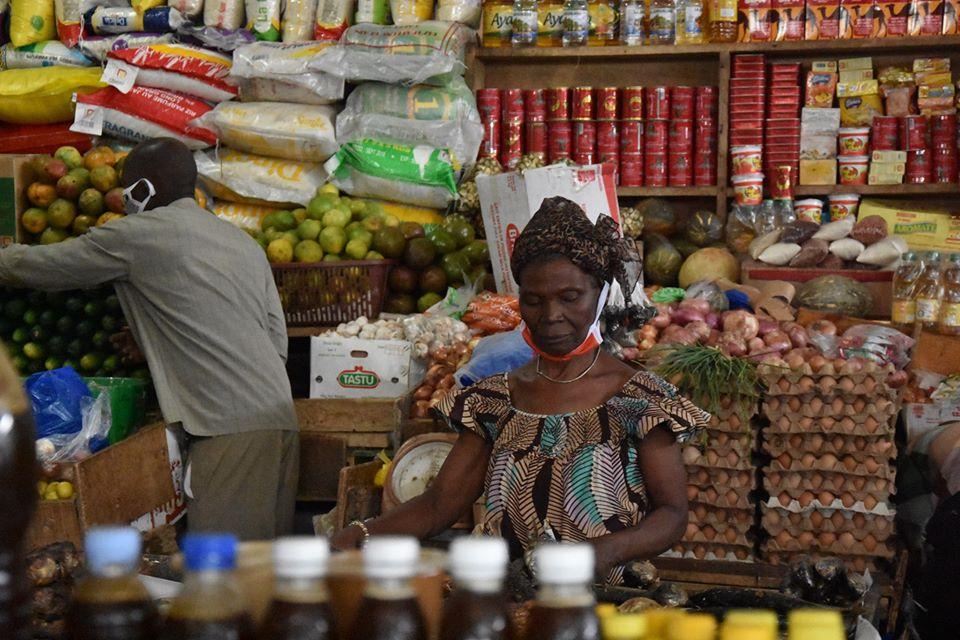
[330, 523, 365, 551]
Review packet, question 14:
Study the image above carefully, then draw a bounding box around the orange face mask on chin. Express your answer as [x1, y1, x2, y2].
[520, 282, 610, 362]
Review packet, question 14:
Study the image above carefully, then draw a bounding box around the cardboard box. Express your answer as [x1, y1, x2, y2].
[945, 0, 960, 31]
[309, 338, 425, 399]
[902, 402, 960, 446]
[868, 168, 905, 184]
[909, 0, 944, 33]
[839, 69, 874, 82]
[740, 0, 773, 40]
[476, 164, 619, 296]
[839, 57, 873, 71]
[773, 0, 807, 38]
[878, 0, 915, 34]
[872, 150, 908, 163]
[813, 61, 839, 72]
[24, 423, 177, 551]
[0, 154, 30, 247]
[800, 158, 838, 183]
[859, 199, 960, 252]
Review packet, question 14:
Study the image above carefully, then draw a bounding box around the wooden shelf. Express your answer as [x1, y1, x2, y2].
[477, 35, 960, 62]
[287, 325, 334, 338]
[617, 186, 719, 197]
[791, 183, 960, 197]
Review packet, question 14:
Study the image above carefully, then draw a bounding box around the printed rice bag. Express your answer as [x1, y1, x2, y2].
[10, 0, 56, 47]
[212, 200, 281, 231]
[0, 39, 93, 68]
[314, 0, 354, 40]
[230, 40, 344, 104]
[54, 0, 80, 46]
[84, 6, 186, 35]
[323, 139, 458, 209]
[169, 0, 203, 18]
[79, 32, 175, 62]
[201, 102, 339, 162]
[281, 0, 316, 41]
[195, 148, 327, 207]
[336, 77, 483, 172]
[204, 0, 245, 30]
[107, 44, 237, 103]
[246, 0, 281, 40]
[310, 20, 473, 86]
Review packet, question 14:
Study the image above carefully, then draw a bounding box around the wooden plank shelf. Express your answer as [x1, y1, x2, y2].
[791, 183, 960, 197]
[618, 186, 719, 197]
[287, 325, 335, 338]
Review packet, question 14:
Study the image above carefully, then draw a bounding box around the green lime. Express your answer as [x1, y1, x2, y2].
[100, 315, 119, 332]
[44, 357, 63, 371]
[463, 240, 490, 265]
[29, 326, 47, 343]
[440, 251, 471, 284]
[83, 300, 103, 317]
[22, 309, 38, 326]
[23, 342, 45, 361]
[38, 310, 58, 328]
[64, 297, 84, 314]
[75, 319, 96, 337]
[91, 330, 110, 349]
[66, 339, 84, 357]
[429, 228, 458, 255]
[56, 316, 75, 336]
[417, 292, 443, 313]
[79, 352, 102, 372]
[102, 354, 119, 373]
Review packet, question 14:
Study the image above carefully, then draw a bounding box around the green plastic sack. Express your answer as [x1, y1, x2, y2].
[323, 139, 458, 209]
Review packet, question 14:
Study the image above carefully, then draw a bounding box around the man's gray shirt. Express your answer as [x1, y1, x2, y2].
[0, 198, 297, 437]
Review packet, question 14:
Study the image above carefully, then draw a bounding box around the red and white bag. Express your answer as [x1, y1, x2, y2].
[107, 44, 237, 103]
[74, 86, 218, 149]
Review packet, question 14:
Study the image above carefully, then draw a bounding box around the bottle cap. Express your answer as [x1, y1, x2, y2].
[85, 526, 141, 575]
[182, 534, 238, 572]
[669, 613, 717, 640]
[724, 610, 778, 630]
[601, 613, 648, 640]
[595, 603, 618, 618]
[273, 536, 330, 578]
[534, 543, 594, 585]
[788, 609, 844, 635]
[789, 627, 844, 640]
[721, 624, 776, 640]
[362, 536, 420, 580]
[448, 536, 508, 583]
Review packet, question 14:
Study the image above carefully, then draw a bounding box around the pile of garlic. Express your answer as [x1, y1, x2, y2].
[332, 314, 471, 359]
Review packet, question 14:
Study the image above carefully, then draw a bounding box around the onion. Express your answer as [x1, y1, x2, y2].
[679, 298, 711, 315]
[686, 320, 712, 342]
[437, 374, 455, 390]
[411, 400, 432, 419]
[703, 312, 720, 329]
[809, 319, 837, 336]
[660, 326, 697, 345]
[748, 337, 766, 352]
[757, 317, 779, 336]
[781, 322, 810, 348]
[413, 386, 433, 401]
[763, 330, 792, 353]
[705, 329, 721, 347]
[717, 332, 747, 357]
[670, 308, 706, 326]
[887, 369, 908, 388]
[651, 307, 672, 329]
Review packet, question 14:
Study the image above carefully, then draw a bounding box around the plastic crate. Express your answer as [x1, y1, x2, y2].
[271, 260, 395, 327]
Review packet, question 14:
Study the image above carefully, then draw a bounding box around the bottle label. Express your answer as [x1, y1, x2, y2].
[588, 1, 618, 40]
[916, 298, 941, 322]
[621, 3, 644, 41]
[943, 302, 960, 328]
[538, 3, 564, 41]
[892, 300, 916, 325]
[712, 0, 736, 21]
[684, 4, 704, 36]
[649, 5, 675, 39]
[511, 8, 538, 44]
[483, 6, 514, 43]
[563, 8, 590, 39]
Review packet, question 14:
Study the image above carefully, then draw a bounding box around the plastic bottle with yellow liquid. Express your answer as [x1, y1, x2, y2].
[891, 251, 922, 332]
[646, 608, 686, 639]
[675, 0, 707, 43]
[538, 0, 565, 45]
[787, 609, 845, 640]
[720, 611, 777, 640]
[708, 0, 736, 41]
[915, 251, 945, 331]
[483, 0, 515, 45]
[588, 0, 620, 44]
[938, 254, 960, 336]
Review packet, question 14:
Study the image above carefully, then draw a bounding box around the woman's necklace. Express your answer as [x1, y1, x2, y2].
[536, 348, 602, 384]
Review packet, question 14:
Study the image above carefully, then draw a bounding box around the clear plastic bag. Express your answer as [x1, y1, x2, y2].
[839, 324, 914, 369]
[454, 329, 532, 388]
[38, 391, 112, 465]
[230, 40, 345, 104]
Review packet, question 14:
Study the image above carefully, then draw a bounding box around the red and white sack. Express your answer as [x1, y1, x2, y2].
[54, 0, 82, 47]
[74, 86, 217, 149]
[107, 44, 237, 103]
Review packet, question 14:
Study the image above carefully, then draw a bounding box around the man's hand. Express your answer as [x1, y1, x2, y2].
[110, 328, 145, 365]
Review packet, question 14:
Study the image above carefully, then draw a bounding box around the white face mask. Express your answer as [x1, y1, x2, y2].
[122, 178, 156, 215]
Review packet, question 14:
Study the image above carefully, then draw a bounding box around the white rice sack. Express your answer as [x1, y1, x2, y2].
[79, 32, 175, 62]
[202, 101, 339, 162]
[204, 0, 244, 30]
[195, 148, 326, 207]
[314, 0, 354, 40]
[281, 0, 315, 41]
[238, 77, 340, 105]
[54, 0, 82, 46]
[812, 217, 855, 242]
[212, 200, 282, 232]
[829, 238, 865, 261]
[857, 236, 908, 266]
[323, 139, 458, 209]
[310, 20, 473, 86]
[169, 0, 203, 18]
[336, 77, 482, 171]
[231, 40, 344, 103]
[108, 44, 237, 103]
[748, 229, 782, 261]
[0, 40, 94, 68]
[757, 243, 802, 266]
[246, 0, 281, 40]
[436, 0, 480, 26]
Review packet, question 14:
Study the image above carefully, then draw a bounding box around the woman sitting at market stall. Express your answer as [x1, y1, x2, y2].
[332, 196, 709, 582]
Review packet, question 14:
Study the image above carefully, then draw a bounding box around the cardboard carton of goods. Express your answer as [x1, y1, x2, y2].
[908, 0, 945, 34]
[859, 199, 960, 253]
[772, 0, 806, 37]
[806, 0, 843, 37]
[740, 0, 773, 40]
[840, 0, 882, 37]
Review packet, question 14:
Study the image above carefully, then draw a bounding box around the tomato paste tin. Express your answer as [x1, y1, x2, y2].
[931, 114, 957, 146]
[523, 89, 547, 119]
[525, 120, 548, 160]
[501, 88, 524, 119]
[645, 119, 669, 151]
[620, 154, 644, 186]
[669, 119, 694, 152]
[621, 87, 644, 120]
[695, 86, 718, 118]
[645, 86, 671, 119]
[501, 119, 523, 169]
[476, 88, 501, 123]
[645, 152, 668, 186]
[694, 158, 717, 186]
[572, 86, 595, 120]
[668, 151, 693, 186]
[906, 148, 932, 183]
[620, 121, 643, 155]
[671, 86, 695, 120]
[597, 121, 619, 159]
[548, 120, 572, 162]
[871, 116, 900, 151]
[547, 87, 571, 120]
[769, 164, 795, 199]
[596, 87, 619, 121]
[933, 149, 958, 182]
[573, 119, 597, 160]
[901, 115, 929, 151]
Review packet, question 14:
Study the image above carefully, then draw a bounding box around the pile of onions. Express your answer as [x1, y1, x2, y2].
[409, 343, 472, 419]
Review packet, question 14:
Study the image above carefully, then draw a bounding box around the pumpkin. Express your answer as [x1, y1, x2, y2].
[678, 247, 740, 288]
[672, 237, 701, 259]
[684, 210, 724, 247]
[644, 234, 683, 286]
[638, 199, 677, 237]
[794, 275, 874, 317]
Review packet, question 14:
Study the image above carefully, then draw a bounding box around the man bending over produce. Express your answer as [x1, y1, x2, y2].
[0, 138, 299, 540]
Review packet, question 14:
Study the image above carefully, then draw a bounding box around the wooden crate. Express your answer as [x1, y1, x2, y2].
[297, 433, 347, 502]
[24, 422, 175, 551]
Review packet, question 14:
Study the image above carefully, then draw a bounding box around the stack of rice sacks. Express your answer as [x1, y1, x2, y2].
[669, 396, 760, 563]
[759, 362, 899, 572]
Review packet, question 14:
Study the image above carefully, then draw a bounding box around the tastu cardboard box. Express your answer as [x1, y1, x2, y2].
[309, 338, 425, 399]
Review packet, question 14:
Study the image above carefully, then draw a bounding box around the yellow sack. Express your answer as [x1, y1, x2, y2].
[211, 201, 282, 232]
[131, 0, 167, 11]
[10, 0, 56, 47]
[0, 67, 104, 124]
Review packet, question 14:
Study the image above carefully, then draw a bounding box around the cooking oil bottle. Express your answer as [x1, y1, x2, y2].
[67, 527, 159, 640]
[352, 536, 427, 640]
[562, 0, 591, 45]
[788, 609, 844, 640]
[512, 0, 540, 45]
[939, 254, 960, 336]
[483, 0, 515, 45]
[647, 0, 676, 42]
[708, 0, 736, 41]
[619, 0, 646, 43]
[588, 0, 620, 44]
[892, 251, 922, 331]
[675, 0, 707, 43]
[915, 251, 945, 331]
[440, 537, 510, 640]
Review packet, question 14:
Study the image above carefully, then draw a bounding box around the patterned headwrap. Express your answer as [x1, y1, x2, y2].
[510, 196, 654, 336]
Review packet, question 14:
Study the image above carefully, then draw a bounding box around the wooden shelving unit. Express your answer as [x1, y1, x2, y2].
[467, 36, 960, 219]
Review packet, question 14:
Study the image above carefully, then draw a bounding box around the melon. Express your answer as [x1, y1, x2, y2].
[678, 247, 740, 288]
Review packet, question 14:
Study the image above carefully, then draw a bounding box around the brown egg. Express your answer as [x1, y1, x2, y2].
[831, 510, 846, 528]
[734, 548, 750, 560]
[821, 417, 836, 430]
[854, 436, 866, 449]
[693, 544, 706, 559]
[706, 451, 719, 465]
[864, 416, 880, 433]
[851, 476, 866, 491]
[819, 376, 837, 393]
[863, 494, 879, 510]
[726, 452, 739, 466]
[716, 433, 729, 446]
[778, 378, 792, 392]
[799, 417, 814, 430]
[841, 493, 856, 508]
[789, 397, 802, 412]
[862, 377, 876, 394]
[768, 397, 780, 411]
[801, 453, 816, 468]
[810, 511, 825, 528]
[852, 513, 866, 528]
[821, 453, 838, 468]
[729, 414, 742, 429]
[778, 452, 792, 467]
[839, 377, 855, 394]
[686, 485, 699, 501]
[810, 434, 824, 449]
[863, 534, 877, 552]
[798, 531, 815, 548]
[738, 471, 752, 485]
[853, 398, 867, 413]
[780, 491, 792, 507]
[840, 417, 856, 433]
[820, 531, 837, 548]
[864, 458, 880, 474]
[776, 530, 792, 547]
[723, 527, 738, 544]
[701, 525, 716, 541]
[694, 504, 708, 520]
[842, 456, 858, 471]
[696, 469, 710, 485]
[809, 397, 824, 414]
[790, 434, 803, 448]
[685, 522, 699, 539]
[832, 397, 845, 414]
[705, 488, 718, 502]
[832, 436, 846, 451]
[798, 491, 815, 508]
[726, 489, 739, 505]
[818, 491, 835, 506]
[809, 474, 823, 489]
[768, 472, 781, 487]
[839, 532, 855, 548]
[788, 474, 803, 489]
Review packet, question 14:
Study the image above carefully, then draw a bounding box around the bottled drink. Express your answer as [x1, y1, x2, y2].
[619, 0, 645, 44]
[0, 345, 38, 640]
[647, 0, 676, 42]
[440, 537, 510, 640]
[512, 0, 539, 45]
[526, 543, 600, 640]
[352, 536, 428, 640]
[588, 0, 620, 44]
[939, 254, 960, 336]
[667, 613, 716, 640]
[538, 0, 565, 45]
[562, 0, 591, 45]
[915, 251, 945, 331]
[708, 0, 736, 41]
[161, 534, 253, 640]
[774, 199, 796, 226]
[483, 0, 515, 46]
[755, 200, 778, 236]
[68, 527, 159, 640]
[600, 612, 647, 639]
[258, 537, 331, 640]
[787, 609, 844, 640]
[675, 0, 706, 43]
[892, 252, 922, 331]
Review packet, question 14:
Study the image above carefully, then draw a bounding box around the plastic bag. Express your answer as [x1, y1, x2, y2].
[461, 291, 521, 335]
[204, 0, 245, 30]
[437, 0, 480, 26]
[310, 20, 473, 86]
[0, 40, 93, 68]
[838, 324, 914, 369]
[323, 140, 458, 209]
[314, 0, 354, 40]
[54, 0, 80, 46]
[390, 0, 432, 24]
[0, 66, 103, 124]
[230, 40, 345, 104]
[281, 0, 315, 41]
[107, 44, 237, 103]
[78, 32, 175, 62]
[25, 367, 92, 440]
[454, 329, 532, 388]
[246, 0, 281, 39]
[336, 77, 483, 172]
[38, 390, 112, 465]
[10, 0, 55, 46]
[202, 101, 339, 162]
[195, 148, 327, 207]
[168, 0, 202, 18]
[175, 23, 257, 50]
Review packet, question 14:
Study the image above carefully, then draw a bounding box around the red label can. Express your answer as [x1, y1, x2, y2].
[901, 115, 929, 151]
[768, 164, 795, 199]
[548, 120, 573, 163]
[620, 120, 643, 155]
[620, 154, 643, 186]
[480, 118, 501, 159]
[906, 148, 932, 183]
[645, 119, 669, 151]
[501, 119, 523, 170]
[671, 86, 695, 120]
[501, 88, 524, 119]
[621, 87, 644, 120]
[669, 119, 694, 152]
[597, 121, 619, 163]
[931, 114, 957, 146]
[872, 116, 900, 151]
[525, 120, 548, 160]
[523, 89, 547, 120]
[694, 164, 717, 186]
[573, 120, 597, 158]
[547, 87, 571, 121]
[596, 87, 619, 121]
[476, 88, 501, 123]
[572, 87, 595, 120]
[668, 151, 693, 186]
[933, 148, 958, 182]
[695, 86, 718, 118]
[645, 152, 668, 186]
[645, 86, 671, 120]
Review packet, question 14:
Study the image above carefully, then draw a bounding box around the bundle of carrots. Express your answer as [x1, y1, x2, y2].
[461, 292, 521, 336]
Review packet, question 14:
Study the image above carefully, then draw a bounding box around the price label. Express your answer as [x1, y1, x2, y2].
[70, 104, 104, 136]
[101, 59, 138, 94]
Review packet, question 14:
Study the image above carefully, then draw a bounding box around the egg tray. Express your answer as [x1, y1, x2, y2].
[667, 541, 756, 562]
[765, 456, 896, 480]
[689, 504, 755, 529]
[765, 493, 895, 517]
[683, 444, 755, 471]
[686, 466, 757, 490]
[706, 408, 760, 434]
[688, 487, 754, 510]
[762, 537, 896, 559]
[764, 471, 894, 496]
[761, 509, 895, 541]
[763, 433, 897, 460]
[760, 370, 897, 399]
[705, 428, 758, 450]
[682, 524, 753, 547]
[763, 550, 889, 574]
[763, 412, 896, 437]
[757, 361, 896, 379]
[764, 394, 898, 423]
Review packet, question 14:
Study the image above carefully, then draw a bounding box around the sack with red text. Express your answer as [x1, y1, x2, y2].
[107, 44, 237, 102]
[73, 86, 217, 149]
